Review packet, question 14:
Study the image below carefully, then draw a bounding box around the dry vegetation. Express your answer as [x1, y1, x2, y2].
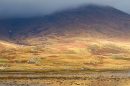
[0, 39, 130, 72]
[0, 6, 130, 72]
[0, 72, 130, 86]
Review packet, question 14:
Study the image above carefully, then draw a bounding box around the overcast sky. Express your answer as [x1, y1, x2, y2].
[0, 0, 130, 19]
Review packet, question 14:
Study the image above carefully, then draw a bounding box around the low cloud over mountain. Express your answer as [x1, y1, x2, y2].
[0, 0, 130, 19]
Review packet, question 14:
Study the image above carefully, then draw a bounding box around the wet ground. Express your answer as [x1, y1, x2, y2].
[0, 72, 130, 86]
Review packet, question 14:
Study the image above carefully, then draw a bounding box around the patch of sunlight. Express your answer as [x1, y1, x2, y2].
[68, 48, 89, 53]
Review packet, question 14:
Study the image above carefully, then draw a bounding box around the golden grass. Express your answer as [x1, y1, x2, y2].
[0, 40, 130, 72]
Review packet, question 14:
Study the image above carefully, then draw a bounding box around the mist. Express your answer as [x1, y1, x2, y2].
[0, 0, 130, 19]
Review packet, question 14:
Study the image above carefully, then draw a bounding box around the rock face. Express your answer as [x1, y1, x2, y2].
[0, 5, 130, 45]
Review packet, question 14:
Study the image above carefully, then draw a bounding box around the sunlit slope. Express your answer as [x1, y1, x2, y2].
[0, 40, 130, 72]
[0, 5, 130, 71]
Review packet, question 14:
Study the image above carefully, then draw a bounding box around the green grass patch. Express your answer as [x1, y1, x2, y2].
[0, 58, 9, 62]
[109, 54, 126, 59]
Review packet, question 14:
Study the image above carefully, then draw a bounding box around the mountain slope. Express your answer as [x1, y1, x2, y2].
[0, 5, 130, 45]
[0, 5, 130, 72]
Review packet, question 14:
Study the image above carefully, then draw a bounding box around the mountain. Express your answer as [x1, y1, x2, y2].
[0, 5, 130, 45]
[0, 5, 130, 72]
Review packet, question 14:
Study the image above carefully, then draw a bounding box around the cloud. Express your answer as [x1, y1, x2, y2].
[0, 0, 130, 19]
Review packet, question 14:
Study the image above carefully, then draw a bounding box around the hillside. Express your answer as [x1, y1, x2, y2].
[0, 5, 130, 45]
[0, 5, 130, 72]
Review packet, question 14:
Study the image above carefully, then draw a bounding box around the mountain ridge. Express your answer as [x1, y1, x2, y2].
[0, 5, 130, 45]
